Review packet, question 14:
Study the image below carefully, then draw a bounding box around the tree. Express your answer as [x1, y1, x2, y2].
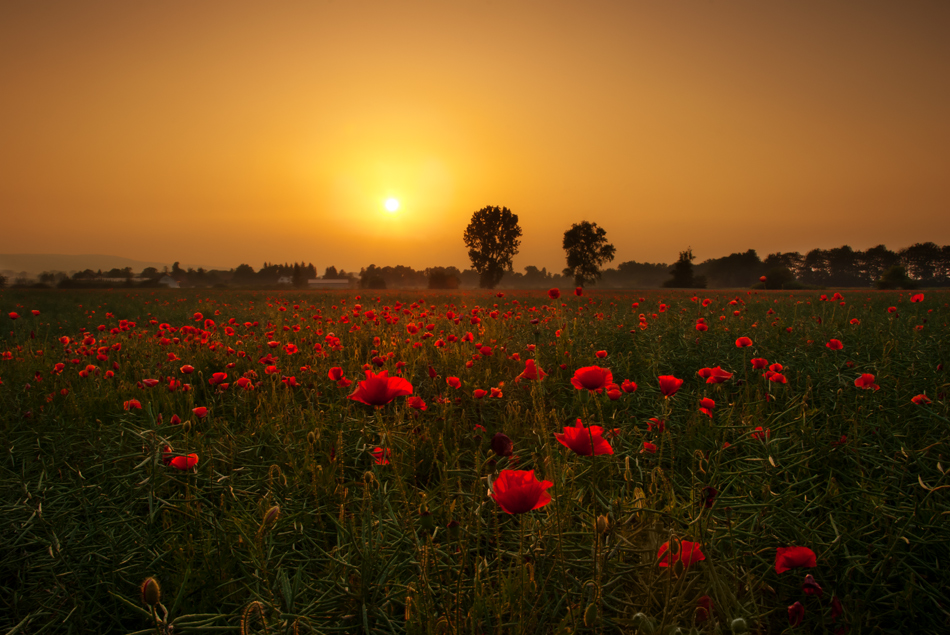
[463, 206, 523, 289]
[664, 248, 706, 288]
[562, 221, 616, 287]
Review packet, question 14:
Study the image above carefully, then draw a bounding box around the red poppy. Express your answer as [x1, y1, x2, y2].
[658, 375, 683, 397]
[474, 388, 487, 399]
[491, 432, 513, 457]
[571, 366, 613, 393]
[491, 469, 553, 514]
[548, 288, 561, 300]
[170, 414, 181, 425]
[283, 343, 298, 355]
[371, 447, 391, 465]
[887, 306, 897, 313]
[349, 370, 413, 407]
[735, 336, 753, 348]
[169, 453, 199, 470]
[490, 387, 503, 398]
[642, 441, 657, 454]
[180, 365, 194, 374]
[911, 293, 924, 303]
[555, 419, 613, 456]
[751, 358, 768, 369]
[142, 379, 160, 388]
[768, 373, 788, 384]
[192, 406, 208, 419]
[699, 397, 715, 417]
[8, 312, 19, 320]
[802, 574, 824, 597]
[621, 379, 637, 393]
[657, 540, 705, 568]
[697, 366, 732, 384]
[854, 373, 879, 391]
[208, 372, 227, 385]
[911, 394, 931, 405]
[407, 396, 427, 411]
[775, 546, 817, 574]
[826, 339, 843, 350]
[328, 367, 344, 381]
[446, 376, 462, 389]
[788, 601, 804, 627]
[702, 485, 718, 508]
[124, 399, 142, 411]
[695, 323, 708, 332]
[595, 350, 608, 359]
[647, 417, 665, 432]
[574, 287, 583, 296]
[515, 359, 547, 382]
[751, 426, 770, 440]
[696, 595, 713, 623]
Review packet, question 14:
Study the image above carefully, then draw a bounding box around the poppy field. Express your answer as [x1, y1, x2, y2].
[1, 287, 948, 634]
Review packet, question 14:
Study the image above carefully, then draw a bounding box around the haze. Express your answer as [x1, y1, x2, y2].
[1, 1, 948, 274]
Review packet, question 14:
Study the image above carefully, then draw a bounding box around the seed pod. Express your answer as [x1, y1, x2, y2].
[262, 505, 280, 525]
[140, 577, 161, 606]
[595, 515, 609, 534]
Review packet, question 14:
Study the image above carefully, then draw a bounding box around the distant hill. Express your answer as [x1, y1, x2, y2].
[0, 254, 225, 278]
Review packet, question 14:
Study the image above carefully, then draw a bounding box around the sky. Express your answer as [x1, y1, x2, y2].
[1, 1, 948, 274]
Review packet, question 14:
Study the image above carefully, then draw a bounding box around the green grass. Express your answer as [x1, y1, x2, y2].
[1, 288, 948, 634]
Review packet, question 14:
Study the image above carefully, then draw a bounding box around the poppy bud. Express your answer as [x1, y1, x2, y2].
[307, 431, 316, 444]
[140, 576, 161, 606]
[262, 505, 280, 526]
[730, 617, 749, 633]
[595, 514, 609, 534]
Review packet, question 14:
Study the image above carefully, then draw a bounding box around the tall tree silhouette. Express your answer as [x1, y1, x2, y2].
[562, 221, 616, 287]
[463, 206, 523, 289]
[664, 248, 705, 288]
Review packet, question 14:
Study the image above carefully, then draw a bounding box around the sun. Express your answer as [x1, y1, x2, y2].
[384, 198, 400, 212]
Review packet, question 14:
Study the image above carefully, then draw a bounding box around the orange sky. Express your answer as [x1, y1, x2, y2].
[1, 1, 948, 273]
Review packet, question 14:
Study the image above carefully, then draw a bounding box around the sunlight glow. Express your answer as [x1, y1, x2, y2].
[384, 198, 400, 212]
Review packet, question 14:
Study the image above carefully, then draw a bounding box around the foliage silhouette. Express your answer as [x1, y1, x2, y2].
[463, 206, 523, 289]
[562, 221, 616, 287]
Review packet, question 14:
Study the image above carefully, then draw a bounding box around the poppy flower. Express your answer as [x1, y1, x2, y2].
[802, 574, 824, 597]
[407, 396, 427, 411]
[826, 339, 843, 350]
[647, 417, 665, 432]
[735, 336, 753, 348]
[169, 453, 199, 470]
[490, 387, 503, 398]
[491, 469, 553, 514]
[887, 306, 897, 313]
[775, 546, 817, 574]
[595, 350, 608, 359]
[571, 366, 613, 393]
[788, 601, 804, 627]
[695, 323, 708, 332]
[621, 379, 637, 393]
[697, 366, 733, 384]
[8, 312, 19, 320]
[192, 406, 208, 419]
[751, 358, 768, 369]
[124, 399, 142, 411]
[658, 375, 683, 397]
[642, 441, 657, 454]
[657, 540, 705, 569]
[768, 373, 788, 384]
[696, 595, 713, 623]
[751, 426, 770, 440]
[349, 370, 413, 407]
[548, 288, 561, 300]
[702, 485, 718, 508]
[699, 397, 715, 417]
[515, 359, 547, 382]
[446, 376, 462, 389]
[854, 373, 880, 391]
[555, 419, 613, 456]
[911, 293, 924, 303]
[208, 372, 227, 385]
[328, 367, 344, 382]
[911, 394, 931, 405]
[574, 287, 583, 296]
[491, 432, 513, 457]
[142, 379, 160, 388]
[371, 447, 391, 465]
[180, 364, 195, 374]
[170, 414, 181, 425]
[473, 388, 488, 399]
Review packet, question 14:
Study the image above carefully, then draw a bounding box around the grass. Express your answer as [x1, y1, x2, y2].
[1, 287, 948, 634]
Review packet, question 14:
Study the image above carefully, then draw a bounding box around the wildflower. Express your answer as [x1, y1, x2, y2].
[192, 406, 208, 418]
[574, 287, 583, 296]
[802, 574, 824, 597]
[657, 540, 705, 569]
[491, 432, 513, 457]
[349, 370, 413, 407]
[446, 376, 462, 389]
[473, 389, 487, 399]
[621, 379, 637, 393]
[571, 366, 613, 393]
[854, 373, 880, 391]
[491, 469, 553, 514]
[699, 397, 715, 417]
[775, 546, 817, 574]
[658, 375, 683, 397]
[548, 288, 561, 300]
[515, 359, 547, 382]
[180, 365, 195, 374]
[911, 293, 924, 303]
[555, 419, 613, 456]
[140, 577, 161, 606]
[751, 358, 768, 369]
[124, 399, 142, 411]
[169, 453, 199, 470]
[407, 396, 427, 411]
[751, 426, 770, 440]
[788, 601, 804, 628]
[826, 339, 843, 350]
[911, 394, 931, 405]
[735, 336, 753, 348]
[698, 366, 733, 384]
[642, 441, 657, 454]
[372, 447, 391, 465]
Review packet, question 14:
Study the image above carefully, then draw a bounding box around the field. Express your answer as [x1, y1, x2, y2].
[1, 287, 948, 635]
